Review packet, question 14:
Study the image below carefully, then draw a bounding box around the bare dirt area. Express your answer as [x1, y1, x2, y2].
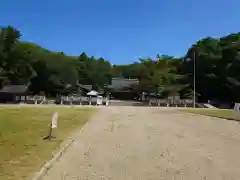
[42, 107, 240, 180]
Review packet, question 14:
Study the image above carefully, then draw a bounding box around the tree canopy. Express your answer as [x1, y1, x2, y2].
[1, 25, 240, 103]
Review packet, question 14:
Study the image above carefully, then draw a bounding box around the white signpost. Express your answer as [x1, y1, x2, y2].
[234, 103, 240, 112]
[51, 112, 58, 128]
[43, 112, 58, 140]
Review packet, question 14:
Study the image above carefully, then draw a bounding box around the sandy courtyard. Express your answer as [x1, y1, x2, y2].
[42, 107, 240, 180]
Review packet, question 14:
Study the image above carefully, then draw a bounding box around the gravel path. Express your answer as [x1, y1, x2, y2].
[42, 107, 240, 180]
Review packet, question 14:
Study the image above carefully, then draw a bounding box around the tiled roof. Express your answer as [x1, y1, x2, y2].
[0, 85, 28, 93]
[108, 78, 139, 90]
[79, 84, 92, 91]
[78, 84, 103, 94]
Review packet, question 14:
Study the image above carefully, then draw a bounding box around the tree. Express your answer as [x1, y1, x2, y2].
[0, 26, 21, 86]
[77, 54, 112, 90]
[2, 25, 240, 104]
[0, 26, 35, 86]
[181, 33, 240, 102]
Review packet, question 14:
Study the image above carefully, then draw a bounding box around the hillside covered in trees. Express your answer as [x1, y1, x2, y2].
[1, 25, 240, 103]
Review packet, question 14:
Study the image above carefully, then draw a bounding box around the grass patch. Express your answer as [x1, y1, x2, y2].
[0, 106, 95, 180]
[183, 108, 240, 121]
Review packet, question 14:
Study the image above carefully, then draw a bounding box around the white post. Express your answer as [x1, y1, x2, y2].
[106, 99, 108, 106]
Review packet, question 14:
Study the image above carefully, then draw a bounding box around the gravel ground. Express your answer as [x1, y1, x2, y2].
[42, 106, 240, 180]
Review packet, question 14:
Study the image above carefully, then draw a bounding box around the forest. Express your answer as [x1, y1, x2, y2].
[1, 25, 240, 103]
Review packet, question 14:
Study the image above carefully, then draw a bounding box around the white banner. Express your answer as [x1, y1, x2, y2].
[51, 112, 58, 129]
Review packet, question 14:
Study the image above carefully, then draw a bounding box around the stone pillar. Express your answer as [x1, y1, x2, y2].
[106, 97, 109, 106]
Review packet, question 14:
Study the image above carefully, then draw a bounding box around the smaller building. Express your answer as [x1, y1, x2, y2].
[0, 85, 30, 103]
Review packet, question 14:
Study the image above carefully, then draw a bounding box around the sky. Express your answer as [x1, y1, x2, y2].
[1, 0, 240, 64]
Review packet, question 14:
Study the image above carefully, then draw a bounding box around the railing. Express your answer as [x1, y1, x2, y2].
[148, 98, 194, 107]
[15, 95, 194, 107]
[15, 95, 110, 106]
[59, 96, 109, 106]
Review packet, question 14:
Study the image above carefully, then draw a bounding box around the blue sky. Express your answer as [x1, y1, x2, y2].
[1, 0, 240, 64]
